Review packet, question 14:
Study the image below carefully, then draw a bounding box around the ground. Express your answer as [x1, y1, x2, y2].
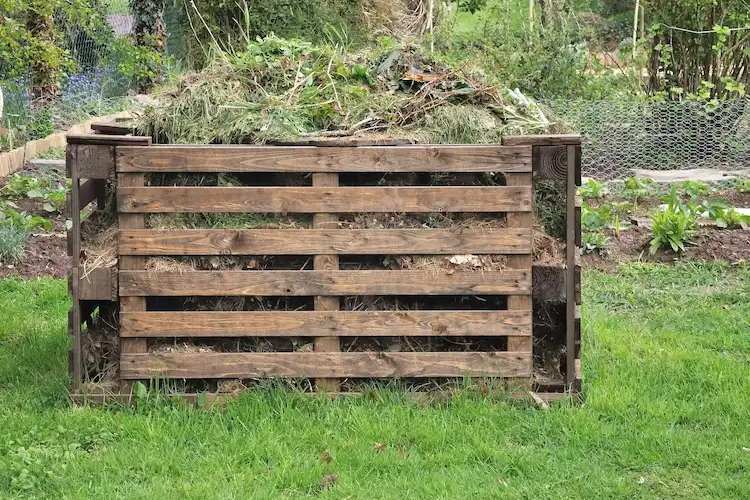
[1, 262, 748, 498]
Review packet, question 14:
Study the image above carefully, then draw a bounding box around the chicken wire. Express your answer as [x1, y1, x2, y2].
[545, 99, 750, 180]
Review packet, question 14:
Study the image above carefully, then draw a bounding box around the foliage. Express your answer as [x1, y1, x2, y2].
[129, 0, 167, 91]
[700, 200, 750, 229]
[621, 175, 654, 207]
[0, 223, 27, 263]
[582, 231, 609, 254]
[679, 180, 710, 199]
[139, 35, 551, 144]
[0, 0, 112, 95]
[107, 36, 165, 92]
[438, 0, 639, 100]
[579, 179, 607, 200]
[170, 0, 370, 68]
[735, 178, 750, 194]
[1, 173, 67, 212]
[0, 202, 53, 232]
[641, 1, 749, 99]
[581, 202, 612, 232]
[649, 202, 697, 254]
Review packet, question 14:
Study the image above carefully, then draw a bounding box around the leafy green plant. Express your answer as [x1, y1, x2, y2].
[649, 204, 697, 254]
[700, 200, 750, 229]
[735, 178, 750, 194]
[1, 173, 67, 212]
[0, 202, 53, 232]
[622, 176, 654, 207]
[0, 224, 28, 264]
[583, 231, 610, 255]
[578, 179, 607, 200]
[581, 202, 612, 232]
[679, 180, 710, 199]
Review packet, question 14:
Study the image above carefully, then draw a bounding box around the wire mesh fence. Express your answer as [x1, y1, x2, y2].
[546, 99, 750, 180]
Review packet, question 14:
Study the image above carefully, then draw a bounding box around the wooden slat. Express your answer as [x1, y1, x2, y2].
[566, 144, 577, 389]
[119, 270, 531, 296]
[504, 172, 533, 384]
[67, 134, 151, 145]
[118, 171, 147, 393]
[78, 179, 98, 210]
[116, 145, 532, 173]
[502, 134, 581, 146]
[312, 172, 340, 392]
[78, 267, 117, 301]
[119, 310, 532, 338]
[120, 352, 533, 379]
[117, 186, 531, 213]
[118, 228, 533, 256]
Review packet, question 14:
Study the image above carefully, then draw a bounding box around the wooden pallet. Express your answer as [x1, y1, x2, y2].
[112, 144, 534, 390]
[67, 131, 583, 397]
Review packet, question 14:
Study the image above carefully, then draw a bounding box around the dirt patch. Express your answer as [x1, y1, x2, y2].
[0, 221, 69, 279]
[583, 225, 750, 271]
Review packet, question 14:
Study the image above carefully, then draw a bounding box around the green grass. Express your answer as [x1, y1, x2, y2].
[1, 263, 749, 498]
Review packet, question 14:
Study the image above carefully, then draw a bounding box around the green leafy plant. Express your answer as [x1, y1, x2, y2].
[583, 231, 610, 255]
[649, 203, 697, 254]
[622, 176, 654, 208]
[1, 173, 67, 212]
[581, 202, 612, 232]
[701, 200, 750, 229]
[680, 180, 710, 199]
[735, 178, 750, 194]
[579, 179, 607, 200]
[0, 202, 53, 232]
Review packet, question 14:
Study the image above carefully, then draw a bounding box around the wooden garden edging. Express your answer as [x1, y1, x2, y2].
[67, 129, 582, 401]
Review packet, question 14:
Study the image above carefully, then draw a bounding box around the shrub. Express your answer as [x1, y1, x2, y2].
[0, 223, 28, 264]
[649, 204, 697, 254]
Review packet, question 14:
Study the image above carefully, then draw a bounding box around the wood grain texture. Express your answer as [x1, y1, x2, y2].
[116, 145, 532, 173]
[118, 228, 533, 256]
[312, 172, 340, 391]
[502, 135, 581, 146]
[119, 310, 532, 338]
[117, 186, 532, 213]
[565, 144, 577, 388]
[67, 134, 151, 146]
[503, 172, 533, 360]
[119, 270, 531, 297]
[78, 267, 117, 300]
[120, 352, 533, 379]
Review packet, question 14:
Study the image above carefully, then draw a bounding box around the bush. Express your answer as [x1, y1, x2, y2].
[0, 224, 27, 264]
[583, 231, 609, 255]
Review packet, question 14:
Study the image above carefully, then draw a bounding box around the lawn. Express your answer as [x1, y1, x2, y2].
[1, 262, 749, 498]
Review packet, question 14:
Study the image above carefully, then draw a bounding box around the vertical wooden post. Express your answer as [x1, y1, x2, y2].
[313, 172, 340, 392]
[118, 171, 147, 394]
[565, 145, 577, 390]
[505, 170, 533, 387]
[67, 145, 82, 390]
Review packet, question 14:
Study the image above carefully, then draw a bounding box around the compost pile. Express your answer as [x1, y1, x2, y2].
[80, 36, 570, 390]
[138, 35, 555, 145]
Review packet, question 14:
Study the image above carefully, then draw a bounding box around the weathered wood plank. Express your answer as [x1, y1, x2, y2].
[312, 172, 340, 392]
[67, 134, 151, 146]
[117, 186, 532, 213]
[116, 145, 532, 173]
[566, 144, 577, 389]
[119, 270, 531, 296]
[120, 352, 533, 379]
[118, 172, 147, 392]
[78, 267, 117, 301]
[119, 310, 532, 338]
[502, 134, 581, 147]
[118, 228, 533, 255]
